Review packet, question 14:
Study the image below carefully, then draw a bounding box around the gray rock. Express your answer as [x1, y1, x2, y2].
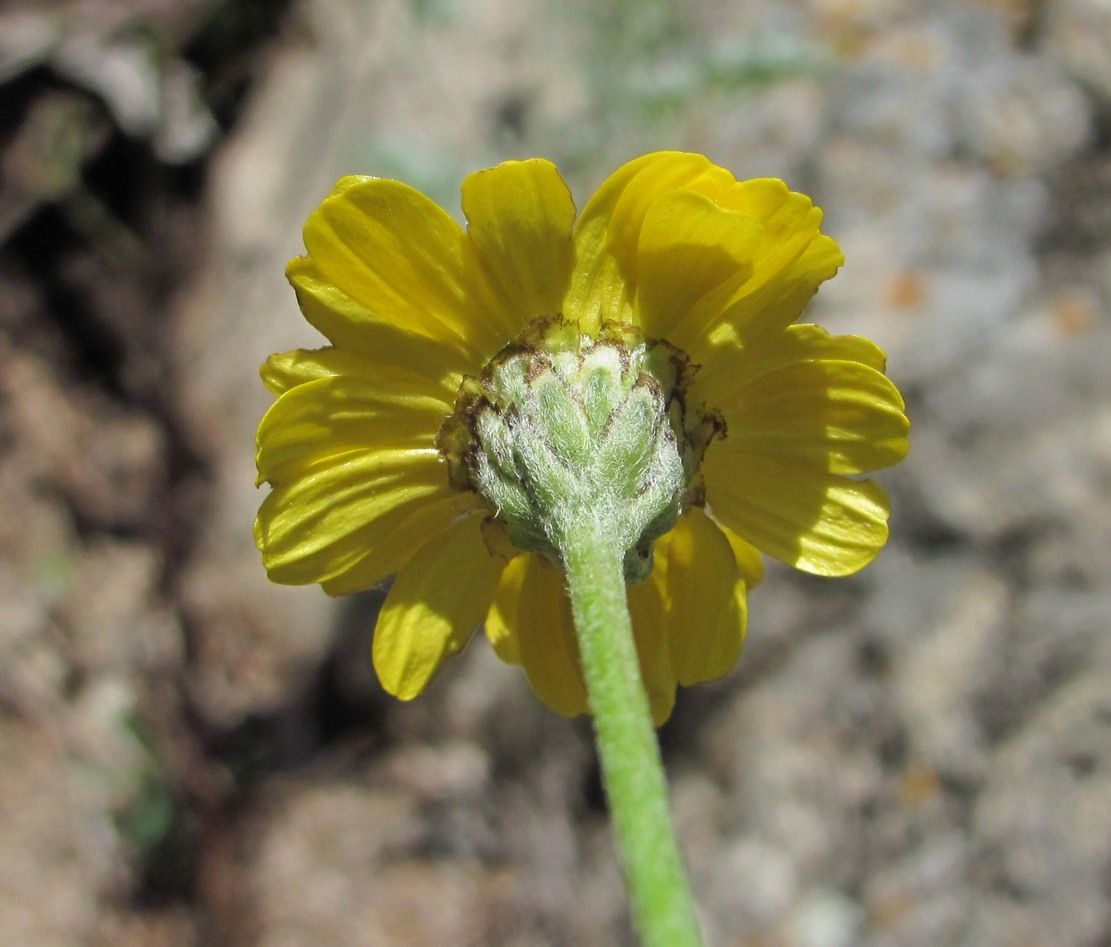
[1043, 0, 1111, 104]
[974, 672, 1111, 947]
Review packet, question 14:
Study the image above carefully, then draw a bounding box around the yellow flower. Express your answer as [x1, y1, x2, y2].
[255, 152, 909, 725]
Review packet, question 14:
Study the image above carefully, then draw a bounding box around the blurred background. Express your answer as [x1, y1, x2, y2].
[1, 0, 1109, 944]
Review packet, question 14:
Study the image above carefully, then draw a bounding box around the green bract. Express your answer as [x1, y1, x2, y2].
[439, 318, 714, 580]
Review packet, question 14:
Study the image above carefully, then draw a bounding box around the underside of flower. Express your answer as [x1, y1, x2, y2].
[438, 317, 724, 581]
[255, 152, 909, 728]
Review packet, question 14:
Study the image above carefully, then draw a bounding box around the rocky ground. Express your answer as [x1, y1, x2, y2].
[1, 0, 1110, 944]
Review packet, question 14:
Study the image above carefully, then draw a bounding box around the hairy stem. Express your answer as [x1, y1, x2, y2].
[560, 515, 704, 947]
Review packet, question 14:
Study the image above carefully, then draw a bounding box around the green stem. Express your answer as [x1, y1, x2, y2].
[560, 516, 704, 947]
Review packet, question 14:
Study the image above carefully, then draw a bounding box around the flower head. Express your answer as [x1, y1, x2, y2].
[255, 152, 909, 724]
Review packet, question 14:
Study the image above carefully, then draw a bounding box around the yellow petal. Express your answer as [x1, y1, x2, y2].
[635, 189, 763, 340]
[699, 177, 822, 241]
[650, 508, 747, 688]
[626, 577, 678, 726]
[374, 514, 505, 700]
[262, 347, 360, 396]
[697, 176, 794, 218]
[694, 323, 887, 405]
[286, 256, 473, 387]
[706, 232, 843, 351]
[256, 375, 449, 484]
[486, 553, 589, 718]
[692, 177, 828, 274]
[704, 449, 891, 576]
[255, 448, 450, 586]
[720, 360, 910, 475]
[322, 174, 370, 200]
[462, 159, 576, 324]
[712, 520, 766, 589]
[484, 553, 527, 666]
[663, 181, 844, 357]
[301, 178, 515, 358]
[319, 494, 465, 596]
[565, 151, 730, 331]
[490, 555, 679, 724]
[260, 345, 463, 402]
